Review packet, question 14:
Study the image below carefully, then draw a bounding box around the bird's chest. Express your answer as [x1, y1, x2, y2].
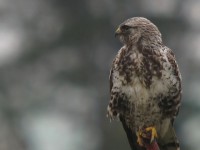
[113, 51, 143, 86]
[113, 61, 166, 127]
[121, 80, 162, 128]
[112, 58, 173, 128]
[114, 49, 170, 100]
[114, 51, 149, 98]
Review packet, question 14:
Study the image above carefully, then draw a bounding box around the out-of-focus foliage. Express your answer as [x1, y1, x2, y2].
[0, 0, 199, 150]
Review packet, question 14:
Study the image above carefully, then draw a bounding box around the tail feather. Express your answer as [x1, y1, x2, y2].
[120, 116, 180, 150]
[120, 116, 145, 150]
[158, 123, 180, 150]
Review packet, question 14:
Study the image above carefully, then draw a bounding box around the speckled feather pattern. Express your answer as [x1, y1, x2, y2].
[107, 17, 181, 150]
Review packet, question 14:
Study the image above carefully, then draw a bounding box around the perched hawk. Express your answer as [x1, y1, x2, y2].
[107, 17, 182, 150]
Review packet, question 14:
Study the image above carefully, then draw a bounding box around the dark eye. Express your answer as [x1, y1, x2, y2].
[121, 25, 131, 31]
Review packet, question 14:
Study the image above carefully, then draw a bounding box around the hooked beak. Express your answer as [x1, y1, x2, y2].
[115, 27, 121, 37]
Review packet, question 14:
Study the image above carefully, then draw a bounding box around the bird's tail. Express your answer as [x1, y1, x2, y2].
[158, 123, 180, 150]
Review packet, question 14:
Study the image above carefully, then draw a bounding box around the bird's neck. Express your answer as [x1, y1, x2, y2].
[137, 37, 163, 50]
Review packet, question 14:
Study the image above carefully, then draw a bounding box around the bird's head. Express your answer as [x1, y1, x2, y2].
[115, 17, 162, 46]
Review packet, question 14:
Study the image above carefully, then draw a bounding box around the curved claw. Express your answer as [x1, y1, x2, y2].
[137, 126, 158, 147]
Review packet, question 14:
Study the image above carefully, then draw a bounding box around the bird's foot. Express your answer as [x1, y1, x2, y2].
[137, 126, 158, 147]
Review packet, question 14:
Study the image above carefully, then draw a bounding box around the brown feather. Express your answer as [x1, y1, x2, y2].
[107, 17, 181, 150]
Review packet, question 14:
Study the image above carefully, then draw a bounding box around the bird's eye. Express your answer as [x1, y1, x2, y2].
[121, 25, 131, 31]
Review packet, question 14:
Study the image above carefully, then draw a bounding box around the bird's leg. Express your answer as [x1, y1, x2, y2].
[137, 126, 158, 147]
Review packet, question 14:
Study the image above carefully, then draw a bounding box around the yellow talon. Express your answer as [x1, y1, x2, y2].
[145, 126, 158, 143]
[137, 129, 145, 147]
[137, 126, 158, 147]
[137, 131, 143, 146]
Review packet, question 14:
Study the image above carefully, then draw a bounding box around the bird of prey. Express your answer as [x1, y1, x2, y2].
[107, 17, 182, 150]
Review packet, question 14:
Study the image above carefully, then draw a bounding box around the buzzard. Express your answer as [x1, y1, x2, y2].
[107, 17, 182, 150]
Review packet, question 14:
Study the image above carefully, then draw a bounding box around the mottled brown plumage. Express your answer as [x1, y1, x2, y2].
[107, 17, 182, 150]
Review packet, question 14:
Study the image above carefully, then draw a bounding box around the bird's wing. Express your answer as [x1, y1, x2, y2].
[109, 55, 137, 150]
[159, 47, 182, 122]
[109, 47, 144, 150]
[141, 44, 182, 122]
[138, 46, 181, 150]
[155, 47, 181, 150]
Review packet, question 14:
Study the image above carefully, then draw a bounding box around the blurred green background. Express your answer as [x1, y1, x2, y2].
[0, 0, 199, 150]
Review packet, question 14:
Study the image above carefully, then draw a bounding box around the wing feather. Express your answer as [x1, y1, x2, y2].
[159, 47, 182, 120]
